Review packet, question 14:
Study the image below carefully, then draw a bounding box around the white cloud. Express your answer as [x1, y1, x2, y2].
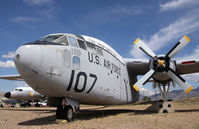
[81, 4, 145, 25]
[176, 45, 199, 82]
[0, 60, 15, 68]
[38, 7, 56, 19]
[2, 51, 15, 59]
[130, 9, 199, 58]
[11, 16, 39, 23]
[10, 16, 39, 28]
[182, 73, 199, 83]
[113, 4, 143, 16]
[22, 0, 56, 19]
[177, 45, 199, 61]
[23, 0, 53, 6]
[140, 87, 155, 96]
[160, 0, 199, 11]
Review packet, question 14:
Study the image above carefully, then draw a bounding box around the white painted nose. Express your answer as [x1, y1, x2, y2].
[14, 45, 42, 77]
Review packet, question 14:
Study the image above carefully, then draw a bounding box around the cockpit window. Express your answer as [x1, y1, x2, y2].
[34, 34, 70, 46]
[39, 35, 63, 42]
[77, 39, 87, 50]
[86, 42, 96, 51]
[53, 35, 69, 45]
[68, 36, 78, 47]
[15, 89, 23, 91]
[96, 46, 103, 56]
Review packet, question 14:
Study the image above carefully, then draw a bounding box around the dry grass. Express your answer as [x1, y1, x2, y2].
[0, 97, 199, 129]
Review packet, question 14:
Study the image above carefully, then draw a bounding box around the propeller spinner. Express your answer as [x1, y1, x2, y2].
[133, 35, 192, 93]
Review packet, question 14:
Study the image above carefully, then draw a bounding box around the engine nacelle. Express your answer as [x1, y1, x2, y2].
[150, 56, 176, 82]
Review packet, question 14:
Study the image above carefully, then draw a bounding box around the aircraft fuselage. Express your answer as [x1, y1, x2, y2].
[14, 34, 138, 105]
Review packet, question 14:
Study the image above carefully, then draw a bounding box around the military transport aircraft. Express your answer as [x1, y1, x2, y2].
[0, 33, 198, 121]
[4, 86, 44, 107]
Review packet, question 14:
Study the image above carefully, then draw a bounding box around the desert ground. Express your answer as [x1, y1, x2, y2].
[0, 97, 199, 129]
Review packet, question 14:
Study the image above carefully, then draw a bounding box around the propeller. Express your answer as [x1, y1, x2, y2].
[133, 35, 192, 93]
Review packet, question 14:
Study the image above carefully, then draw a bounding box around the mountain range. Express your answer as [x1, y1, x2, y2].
[149, 87, 199, 100]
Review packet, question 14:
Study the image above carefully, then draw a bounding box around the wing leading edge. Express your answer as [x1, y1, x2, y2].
[124, 58, 199, 76]
[0, 74, 23, 81]
[123, 58, 150, 75]
[176, 59, 199, 75]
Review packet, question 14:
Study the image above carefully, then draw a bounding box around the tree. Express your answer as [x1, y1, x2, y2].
[142, 96, 151, 102]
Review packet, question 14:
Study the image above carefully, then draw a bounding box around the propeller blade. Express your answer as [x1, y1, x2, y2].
[133, 38, 156, 59]
[167, 69, 192, 93]
[171, 80, 176, 88]
[165, 35, 191, 59]
[133, 69, 155, 91]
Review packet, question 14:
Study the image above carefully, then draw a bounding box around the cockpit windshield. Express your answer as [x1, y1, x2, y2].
[15, 89, 23, 91]
[34, 34, 69, 45]
[39, 35, 63, 42]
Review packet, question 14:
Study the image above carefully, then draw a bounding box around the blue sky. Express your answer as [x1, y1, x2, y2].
[0, 0, 199, 95]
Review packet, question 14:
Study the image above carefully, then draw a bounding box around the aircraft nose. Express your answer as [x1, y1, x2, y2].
[14, 45, 42, 76]
[4, 92, 11, 98]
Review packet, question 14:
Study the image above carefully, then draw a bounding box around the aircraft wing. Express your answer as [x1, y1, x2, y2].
[124, 58, 199, 75]
[123, 58, 150, 75]
[0, 74, 23, 81]
[176, 59, 199, 75]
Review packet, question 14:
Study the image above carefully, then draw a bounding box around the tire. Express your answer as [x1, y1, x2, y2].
[63, 105, 74, 122]
[75, 106, 80, 112]
[35, 103, 41, 107]
[56, 106, 64, 119]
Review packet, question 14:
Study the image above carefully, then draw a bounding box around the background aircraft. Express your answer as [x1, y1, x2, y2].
[4, 86, 44, 107]
[0, 33, 198, 122]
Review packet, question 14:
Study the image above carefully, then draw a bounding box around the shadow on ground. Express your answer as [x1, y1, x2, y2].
[18, 115, 56, 126]
[0, 108, 55, 113]
[17, 108, 154, 126]
[17, 108, 199, 126]
[175, 109, 199, 112]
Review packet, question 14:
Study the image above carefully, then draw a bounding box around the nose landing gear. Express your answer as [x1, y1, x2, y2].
[56, 105, 74, 122]
[56, 97, 79, 122]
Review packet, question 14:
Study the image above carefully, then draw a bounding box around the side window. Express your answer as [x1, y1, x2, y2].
[86, 42, 96, 51]
[96, 47, 103, 56]
[77, 39, 87, 50]
[64, 50, 71, 67]
[68, 36, 78, 47]
[73, 56, 80, 69]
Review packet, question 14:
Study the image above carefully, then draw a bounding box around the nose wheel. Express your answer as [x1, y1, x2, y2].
[56, 105, 74, 122]
[63, 105, 74, 122]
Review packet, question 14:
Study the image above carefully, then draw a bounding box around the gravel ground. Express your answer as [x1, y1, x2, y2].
[0, 98, 199, 129]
